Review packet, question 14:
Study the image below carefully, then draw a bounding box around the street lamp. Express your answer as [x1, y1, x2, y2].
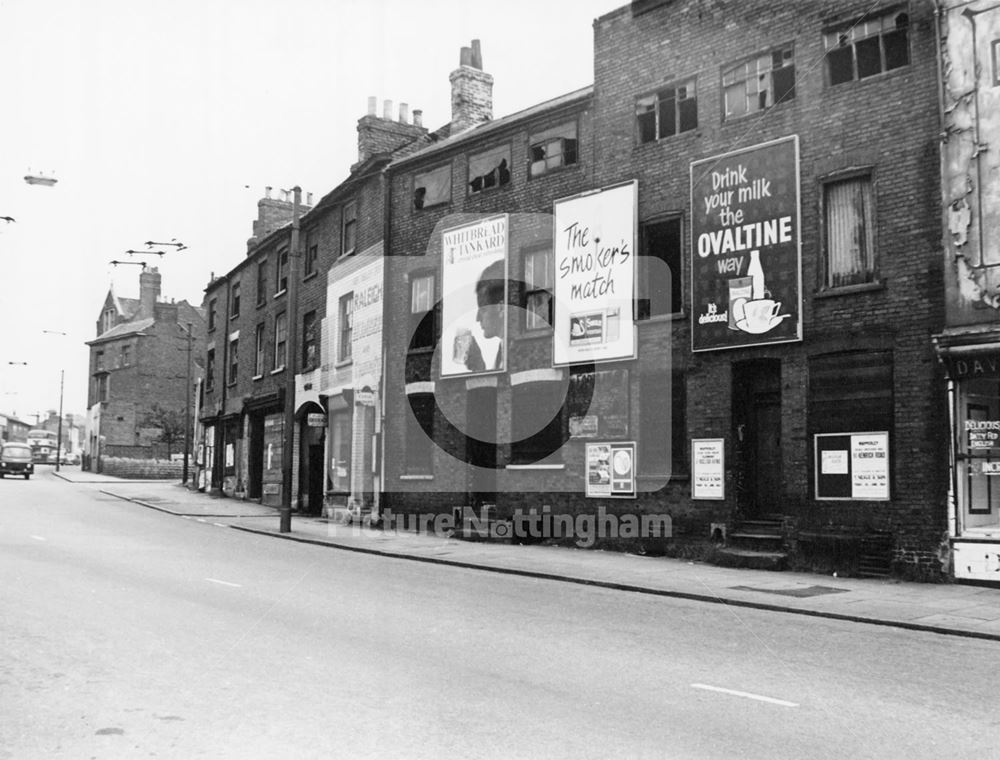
[42, 331, 67, 471]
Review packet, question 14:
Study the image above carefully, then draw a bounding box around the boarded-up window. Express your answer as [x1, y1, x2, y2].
[511, 380, 564, 464]
[405, 393, 434, 474]
[468, 145, 511, 193]
[824, 175, 876, 288]
[414, 164, 451, 209]
[809, 351, 893, 434]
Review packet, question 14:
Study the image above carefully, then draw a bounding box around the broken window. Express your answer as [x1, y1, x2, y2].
[528, 122, 578, 178]
[824, 11, 909, 85]
[468, 145, 511, 194]
[413, 164, 451, 209]
[636, 78, 697, 144]
[823, 174, 877, 288]
[523, 246, 553, 330]
[723, 45, 795, 120]
[637, 217, 682, 318]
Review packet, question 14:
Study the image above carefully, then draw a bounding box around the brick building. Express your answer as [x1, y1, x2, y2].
[84, 267, 205, 469]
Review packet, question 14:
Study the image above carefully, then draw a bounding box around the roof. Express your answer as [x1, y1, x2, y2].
[389, 85, 593, 169]
[87, 317, 155, 346]
[114, 294, 140, 318]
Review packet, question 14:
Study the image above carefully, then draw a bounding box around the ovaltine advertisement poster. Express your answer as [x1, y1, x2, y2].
[690, 136, 801, 352]
[553, 181, 637, 365]
[440, 215, 508, 377]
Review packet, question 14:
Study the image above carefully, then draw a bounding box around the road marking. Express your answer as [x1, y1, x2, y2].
[213, 522, 226, 528]
[29, 535, 47, 541]
[691, 683, 798, 707]
[205, 578, 242, 588]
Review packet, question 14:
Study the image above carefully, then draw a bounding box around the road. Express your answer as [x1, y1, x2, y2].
[1, 471, 996, 759]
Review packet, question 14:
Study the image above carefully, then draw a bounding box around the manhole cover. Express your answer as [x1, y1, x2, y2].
[730, 584, 849, 598]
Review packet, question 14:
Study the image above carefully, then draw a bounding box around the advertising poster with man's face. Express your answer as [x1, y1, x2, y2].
[440, 215, 508, 377]
[690, 135, 801, 352]
[553, 181, 637, 365]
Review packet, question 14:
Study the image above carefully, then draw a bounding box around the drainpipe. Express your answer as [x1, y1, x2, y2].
[280, 187, 302, 533]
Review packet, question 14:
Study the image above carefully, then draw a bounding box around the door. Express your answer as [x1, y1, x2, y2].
[733, 360, 782, 516]
[308, 444, 325, 515]
[247, 414, 264, 499]
[466, 386, 498, 510]
[330, 409, 352, 497]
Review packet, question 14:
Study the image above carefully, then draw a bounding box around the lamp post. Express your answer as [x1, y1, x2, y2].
[178, 322, 194, 485]
[42, 331, 68, 471]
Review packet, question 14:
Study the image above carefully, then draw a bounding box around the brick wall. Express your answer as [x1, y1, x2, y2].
[101, 456, 183, 479]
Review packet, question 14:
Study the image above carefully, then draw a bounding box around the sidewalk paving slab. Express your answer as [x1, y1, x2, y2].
[70, 475, 1000, 643]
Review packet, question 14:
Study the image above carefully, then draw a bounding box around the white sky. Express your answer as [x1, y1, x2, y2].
[0, 0, 625, 422]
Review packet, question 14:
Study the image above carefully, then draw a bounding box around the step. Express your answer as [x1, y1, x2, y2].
[712, 547, 788, 571]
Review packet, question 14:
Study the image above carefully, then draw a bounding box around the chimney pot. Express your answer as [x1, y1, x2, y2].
[265, 186, 272, 199]
[399, 102, 409, 124]
[471, 39, 482, 69]
[383, 99, 392, 120]
[367, 96, 377, 116]
[460, 46, 472, 66]
[413, 109, 423, 127]
[306, 192, 313, 205]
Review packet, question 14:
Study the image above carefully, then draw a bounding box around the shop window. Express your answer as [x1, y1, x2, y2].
[468, 145, 511, 194]
[637, 217, 682, 318]
[256, 260, 268, 306]
[822, 174, 877, 288]
[528, 122, 578, 178]
[206, 349, 215, 391]
[302, 310, 318, 371]
[207, 299, 217, 331]
[723, 45, 795, 120]
[409, 273, 436, 350]
[342, 201, 357, 256]
[957, 377, 1000, 529]
[338, 294, 353, 363]
[230, 281, 241, 318]
[254, 323, 265, 377]
[640, 370, 685, 476]
[523, 247, 553, 330]
[414, 164, 451, 209]
[273, 312, 287, 371]
[228, 337, 239, 385]
[405, 392, 434, 474]
[825, 10, 909, 85]
[511, 380, 564, 464]
[636, 78, 697, 144]
[276, 249, 289, 295]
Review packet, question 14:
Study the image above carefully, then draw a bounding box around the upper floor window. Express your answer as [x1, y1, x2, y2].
[529, 122, 578, 178]
[302, 310, 318, 371]
[468, 145, 511, 194]
[342, 201, 357, 256]
[120, 344, 131, 367]
[256, 260, 268, 306]
[636, 78, 697, 144]
[304, 242, 318, 278]
[273, 312, 287, 371]
[414, 165, 451, 209]
[96, 374, 109, 402]
[228, 337, 239, 385]
[523, 247, 553, 330]
[338, 293, 353, 362]
[825, 10, 909, 85]
[276, 249, 289, 295]
[230, 281, 241, 318]
[207, 298, 217, 331]
[409, 273, 436, 350]
[822, 173, 877, 288]
[101, 308, 115, 334]
[723, 45, 795, 120]
[637, 217, 683, 318]
[206, 348, 215, 391]
[95, 350, 105, 372]
[254, 323, 265, 377]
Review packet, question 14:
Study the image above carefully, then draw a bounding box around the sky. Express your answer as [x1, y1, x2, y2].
[0, 0, 626, 422]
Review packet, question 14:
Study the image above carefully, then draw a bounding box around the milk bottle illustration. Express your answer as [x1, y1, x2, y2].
[748, 249, 765, 299]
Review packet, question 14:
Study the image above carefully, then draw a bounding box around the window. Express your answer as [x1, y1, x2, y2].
[640, 370, 685, 475]
[120, 344, 131, 367]
[409, 273, 436, 350]
[468, 145, 511, 193]
[511, 381, 564, 464]
[338, 293, 353, 362]
[523, 247, 553, 330]
[96, 351, 104, 372]
[823, 174, 876, 288]
[254, 323, 265, 377]
[206, 349, 215, 391]
[825, 10, 909, 85]
[96, 375, 109, 402]
[528, 122, 578, 177]
[342, 201, 357, 256]
[273, 312, 287, 371]
[228, 338, 239, 385]
[276, 249, 289, 295]
[302, 310, 318, 370]
[101, 308, 115, 334]
[230, 281, 241, 318]
[413, 164, 451, 209]
[208, 299, 217, 331]
[636, 78, 697, 143]
[304, 230, 318, 277]
[330, 409, 353, 491]
[637, 218, 682, 318]
[405, 393, 434, 474]
[993, 39, 1000, 87]
[256, 260, 268, 306]
[723, 45, 795, 120]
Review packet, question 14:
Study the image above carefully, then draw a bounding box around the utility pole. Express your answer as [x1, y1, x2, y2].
[280, 186, 302, 533]
[55, 370, 64, 472]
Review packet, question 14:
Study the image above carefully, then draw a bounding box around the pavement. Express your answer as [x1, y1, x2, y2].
[54, 468, 1000, 642]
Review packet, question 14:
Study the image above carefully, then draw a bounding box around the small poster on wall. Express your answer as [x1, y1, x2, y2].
[691, 438, 724, 500]
[585, 441, 636, 498]
[814, 432, 889, 500]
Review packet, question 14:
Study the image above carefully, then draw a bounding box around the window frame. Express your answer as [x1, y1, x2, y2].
[230, 281, 241, 319]
[722, 43, 796, 121]
[342, 201, 357, 256]
[303, 229, 318, 278]
[824, 8, 910, 86]
[413, 164, 452, 210]
[207, 298, 217, 331]
[256, 259, 268, 306]
[338, 293, 353, 364]
[408, 271, 437, 351]
[637, 216, 684, 319]
[205, 348, 215, 391]
[510, 380, 566, 465]
[275, 249, 289, 296]
[302, 310, 318, 371]
[467, 144, 512, 195]
[273, 312, 287, 372]
[527, 120, 579, 179]
[254, 323, 265, 378]
[522, 245, 554, 332]
[636, 77, 698, 145]
[819, 169, 879, 291]
[404, 392, 435, 475]
[227, 337, 239, 386]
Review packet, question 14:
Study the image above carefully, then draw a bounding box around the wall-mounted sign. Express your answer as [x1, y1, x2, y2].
[355, 389, 375, 406]
[440, 215, 508, 377]
[306, 413, 325, 427]
[585, 441, 636, 498]
[553, 181, 637, 365]
[691, 438, 724, 500]
[814, 432, 889, 500]
[690, 135, 801, 352]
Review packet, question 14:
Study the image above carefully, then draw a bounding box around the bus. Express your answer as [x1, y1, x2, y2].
[26, 429, 59, 463]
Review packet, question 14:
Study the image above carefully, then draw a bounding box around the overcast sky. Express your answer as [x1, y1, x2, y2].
[0, 0, 625, 421]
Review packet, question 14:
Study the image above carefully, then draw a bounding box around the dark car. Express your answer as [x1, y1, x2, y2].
[0, 442, 34, 479]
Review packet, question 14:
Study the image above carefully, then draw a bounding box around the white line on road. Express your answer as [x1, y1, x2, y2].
[691, 683, 798, 707]
[29, 535, 47, 541]
[205, 578, 243, 588]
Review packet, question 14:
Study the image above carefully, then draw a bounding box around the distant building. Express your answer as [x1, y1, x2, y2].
[0, 413, 31, 443]
[84, 267, 205, 469]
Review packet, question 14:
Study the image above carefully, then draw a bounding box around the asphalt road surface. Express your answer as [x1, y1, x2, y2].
[2, 472, 996, 759]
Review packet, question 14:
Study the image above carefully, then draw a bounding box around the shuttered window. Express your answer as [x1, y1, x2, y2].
[823, 175, 876, 288]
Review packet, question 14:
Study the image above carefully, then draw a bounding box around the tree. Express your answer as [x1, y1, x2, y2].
[144, 404, 187, 459]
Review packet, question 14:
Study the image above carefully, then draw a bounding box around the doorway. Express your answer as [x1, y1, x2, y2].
[733, 360, 782, 517]
[466, 386, 498, 510]
[247, 413, 264, 500]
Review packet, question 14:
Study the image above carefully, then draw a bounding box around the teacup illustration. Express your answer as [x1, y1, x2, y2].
[736, 298, 789, 334]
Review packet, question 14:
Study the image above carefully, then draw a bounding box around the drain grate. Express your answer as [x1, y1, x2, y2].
[730, 584, 849, 598]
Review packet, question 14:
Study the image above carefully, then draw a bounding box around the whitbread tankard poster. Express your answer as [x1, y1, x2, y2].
[690, 135, 801, 352]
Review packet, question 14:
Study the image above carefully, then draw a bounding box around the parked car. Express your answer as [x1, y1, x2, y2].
[0, 442, 35, 479]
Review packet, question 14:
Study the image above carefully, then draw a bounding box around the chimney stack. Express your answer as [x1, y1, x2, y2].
[354, 96, 429, 168]
[413, 109, 423, 128]
[139, 266, 162, 320]
[450, 39, 493, 134]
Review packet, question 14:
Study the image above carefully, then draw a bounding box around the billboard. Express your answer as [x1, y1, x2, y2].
[690, 136, 801, 352]
[553, 181, 637, 365]
[440, 215, 508, 377]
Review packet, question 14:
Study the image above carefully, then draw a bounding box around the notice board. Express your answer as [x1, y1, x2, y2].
[814, 432, 889, 500]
